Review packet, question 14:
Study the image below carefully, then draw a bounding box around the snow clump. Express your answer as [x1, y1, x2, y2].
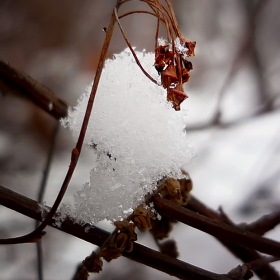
[61, 48, 193, 224]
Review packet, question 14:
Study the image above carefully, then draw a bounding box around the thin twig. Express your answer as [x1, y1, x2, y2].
[35, 122, 59, 280]
[227, 256, 279, 279]
[187, 196, 280, 280]
[114, 8, 158, 85]
[1, 184, 279, 280]
[153, 195, 280, 258]
[0, 0, 120, 245]
[0, 60, 69, 120]
[0, 184, 235, 280]
[241, 210, 280, 236]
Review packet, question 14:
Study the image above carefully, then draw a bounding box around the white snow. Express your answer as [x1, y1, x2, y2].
[60, 48, 193, 224]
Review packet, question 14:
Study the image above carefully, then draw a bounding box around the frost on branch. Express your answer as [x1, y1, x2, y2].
[60, 48, 193, 225]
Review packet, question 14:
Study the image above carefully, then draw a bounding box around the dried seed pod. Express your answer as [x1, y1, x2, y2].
[155, 45, 169, 73]
[114, 220, 130, 231]
[115, 232, 129, 251]
[181, 68, 190, 84]
[157, 178, 170, 198]
[166, 178, 182, 200]
[114, 231, 134, 253]
[182, 59, 193, 71]
[159, 239, 179, 258]
[155, 60, 165, 74]
[132, 206, 153, 232]
[150, 216, 172, 240]
[161, 63, 179, 89]
[99, 232, 122, 262]
[167, 84, 187, 111]
[99, 245, 122, 262]
[114, 220, 137, 241]
[178, 177, 193, 206]
[124, 240, 134, 253]
[82, 252, 103, 273]
[180, 38, 196, 57]
[75, 267, 89, 280]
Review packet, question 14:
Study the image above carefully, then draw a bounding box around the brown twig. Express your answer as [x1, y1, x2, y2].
[227, 256, 279, 279]
[114, 8, 158, 85]
[35, 122, 59, 280]
[0, 0, 120, 245]
[0, 60, 69, 120]
[153, 195, 280, 258]
[0, 184, 236, 280]
[241, 210, 280, 236]
[1, 184, 279, 280]
[187, 196, 280, 280]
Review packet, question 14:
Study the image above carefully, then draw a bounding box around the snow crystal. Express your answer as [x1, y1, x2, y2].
[38, 201, 49, 221]
[174, 37, 189, 59]
[61, 48, 192, 224]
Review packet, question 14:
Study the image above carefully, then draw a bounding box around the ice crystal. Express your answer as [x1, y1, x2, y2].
[174, 37, 189, 58]
[38, 201, 49, 221]
[60, 48, 192, 224]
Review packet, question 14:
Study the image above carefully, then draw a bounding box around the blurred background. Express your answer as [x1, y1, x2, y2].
[0, 0, 280, 279]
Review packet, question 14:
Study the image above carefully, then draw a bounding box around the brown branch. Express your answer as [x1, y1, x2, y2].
[0, 0, 119, 245]
[0, 184, 234, 280]
[187, 196, 280, 280]
[0, 59, 69, 120]
[153, 195, 280, 258]
[114, 8, 158, 85]
[227, 256, 279, 279]
[241, 210, 280, 236]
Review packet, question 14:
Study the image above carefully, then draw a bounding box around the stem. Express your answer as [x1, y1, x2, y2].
[0, 60, 69, 120]
[0, 0, 119, 245]
[35, 122, 59, 280]
[187, 196, 280, 280]
[114, 7, 158, 85]
[0, 184, 237, 280]
[153, 195, 280, 258]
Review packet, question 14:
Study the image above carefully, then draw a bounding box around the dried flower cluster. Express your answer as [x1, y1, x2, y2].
[76, 176, 192, 279]
[116, 0, 196, 110]
[155, 38, 195, 110]
[158, 175, 193, 206]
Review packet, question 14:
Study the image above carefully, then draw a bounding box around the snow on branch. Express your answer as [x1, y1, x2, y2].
[60, 49, 193, 224]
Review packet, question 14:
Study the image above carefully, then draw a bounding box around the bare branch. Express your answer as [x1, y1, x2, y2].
[153, 195, 280, 258]
[0, 60, 69, 120]
[0, 184, 234, 280]
[241, 210, 280, 236]
[187, 196, 280, 280]
[0, 0, 119, 245]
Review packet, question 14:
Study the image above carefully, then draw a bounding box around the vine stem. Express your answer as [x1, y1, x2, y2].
[114, 7, 158, 85]
[0, 0, 121, 245]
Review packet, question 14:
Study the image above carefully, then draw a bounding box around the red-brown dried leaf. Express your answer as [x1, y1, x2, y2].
[182, 59, 193, 71]
[182, 68, 190, 84]
[161, 64, 179, 89]
[183, 39, 196, 57]
[167, 84, 188, 110]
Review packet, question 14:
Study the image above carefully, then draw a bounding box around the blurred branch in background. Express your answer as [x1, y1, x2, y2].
[0, 60, 69, 120]
[185, 0, 280, 131]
